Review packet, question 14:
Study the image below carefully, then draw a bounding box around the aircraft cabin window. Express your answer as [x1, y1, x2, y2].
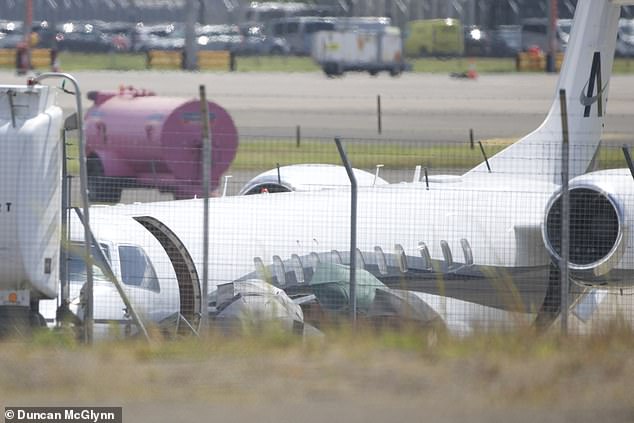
[374, 246, 388, 275]
[118, 245, 160, 292]
[394, 244, 408, 273]
[273, 255, 286, 286]
[291, 254, 304, 284]
[68, 242, 111, 282]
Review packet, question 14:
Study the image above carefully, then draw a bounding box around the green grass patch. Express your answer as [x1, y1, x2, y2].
[410, 57, 517, 73]
[54, 52, 634, 74]
[64, 136, 631, 175]
[58, 52, 147, 71]
[230, 139, 508, 171]
[235, 55, 320, 72]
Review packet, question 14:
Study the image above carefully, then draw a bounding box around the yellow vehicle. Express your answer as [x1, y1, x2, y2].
[404, 18, 465, 57]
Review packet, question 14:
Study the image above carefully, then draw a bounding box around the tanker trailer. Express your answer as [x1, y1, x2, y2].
[84, 87, 238, 202]
[0, 84, 63, 334]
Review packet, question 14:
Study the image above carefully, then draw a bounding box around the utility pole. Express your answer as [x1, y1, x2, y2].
[184, 0, 198, 71]
[546, 0, 558, 73]
[22, 0, 33, 72]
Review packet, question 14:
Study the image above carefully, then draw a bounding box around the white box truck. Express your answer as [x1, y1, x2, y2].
[312, 26, 407, 77]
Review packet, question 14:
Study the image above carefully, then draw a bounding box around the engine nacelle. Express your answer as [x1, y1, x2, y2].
[542, 169, 634, 286]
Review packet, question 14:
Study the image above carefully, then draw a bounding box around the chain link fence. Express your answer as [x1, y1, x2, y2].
[54, 124, 634, 341]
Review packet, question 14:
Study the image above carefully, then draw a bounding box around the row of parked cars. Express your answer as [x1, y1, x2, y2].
[464, 18, 634, 57]
[2, 16, 634, 58]
[0, 19, 288, 55]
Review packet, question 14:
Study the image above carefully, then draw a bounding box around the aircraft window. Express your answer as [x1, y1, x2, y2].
[330, 250, 342, 265]
[461, 239, 473, 265]
[417, 242, 432, 270]
[355, 248, 365, 269]
[394, 244, 408, 273]
[118, 245, 160, 292]
[67, 242, 111, 282]
[244, 183, 291, 195]
[291, 254, 304, 284]
[273, 255, 286, 286]
[374, 246, 388, 275]
[309, 252, 320, 269]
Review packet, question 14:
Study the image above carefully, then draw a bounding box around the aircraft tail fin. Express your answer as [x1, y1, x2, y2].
[466, 0, 630, 182]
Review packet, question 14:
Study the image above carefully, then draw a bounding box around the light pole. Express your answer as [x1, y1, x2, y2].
[547, 0, 559, 73]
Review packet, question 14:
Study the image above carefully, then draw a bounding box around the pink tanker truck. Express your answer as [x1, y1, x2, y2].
[85, 87, 238, 202]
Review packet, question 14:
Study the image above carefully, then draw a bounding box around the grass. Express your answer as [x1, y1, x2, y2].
[1, 322, 633, 417]
[230, 139, 509, 171]
[65, 136, 632, 176]
[53, 52, 634, 73]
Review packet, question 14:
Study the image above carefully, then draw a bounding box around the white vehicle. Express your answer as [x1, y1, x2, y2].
[616, 18, 634, 57]
[0, 84, 63, 334]
[312, 26, 406, 77]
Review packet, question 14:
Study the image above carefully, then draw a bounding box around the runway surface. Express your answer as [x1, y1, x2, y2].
[2, 70, 632, 201]
[2, 70, 633, 144]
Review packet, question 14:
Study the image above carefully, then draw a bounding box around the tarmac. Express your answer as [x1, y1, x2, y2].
[1, 70, 633, 144]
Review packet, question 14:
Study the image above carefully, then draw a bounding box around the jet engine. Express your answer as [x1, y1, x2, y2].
[542, 169, 634, 286]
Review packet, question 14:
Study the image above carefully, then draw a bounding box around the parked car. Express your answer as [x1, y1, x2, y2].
[520, 18, 568, 52]
[268, 16, 336, 55]
[0, 21, 23, 48]
[617, 18, 634, 57]
[489, 25, 522, 57]
[132, 23, 184, 51]
[235, 24, 289, 55]
[99, 21, 135, 51]
[464, 25, 492, 56]
[55, 22, 112, 52]
[196, 24, 242, 51]
[404, 18, 465, 57]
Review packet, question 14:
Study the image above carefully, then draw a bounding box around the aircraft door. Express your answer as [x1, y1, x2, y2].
[133, 216, 202, 333]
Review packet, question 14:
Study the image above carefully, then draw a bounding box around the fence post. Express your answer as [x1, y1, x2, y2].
[377, 95, 382, 134]
[559, 89, 570, 336]
[199, 85, 212, 335]
[334, 137, 357, 324]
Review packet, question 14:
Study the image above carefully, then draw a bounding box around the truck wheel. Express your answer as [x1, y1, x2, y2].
[323, 62, 338, 77]
[389, 67, 402, 77]
[368, 70, 379, 76]
[87, 156, 121, 203]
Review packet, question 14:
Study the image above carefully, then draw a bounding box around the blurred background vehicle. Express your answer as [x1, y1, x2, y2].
[133, 23, 184, 51]
[0, 1, 632, 60]
[268, 16, 335, 55]
[617, 18, 634, 57]
[519, 17, 570, 53]
[486, 25, 522, 57]
[196, 24, 242, 51]
[235, 23, 289, 55]
[55, 21, 112, 52]
[464, 25, 492, 56]
[404, 18, 465, 57]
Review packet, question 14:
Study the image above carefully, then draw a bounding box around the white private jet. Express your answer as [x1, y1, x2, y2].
[44, 0, 634, 336]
